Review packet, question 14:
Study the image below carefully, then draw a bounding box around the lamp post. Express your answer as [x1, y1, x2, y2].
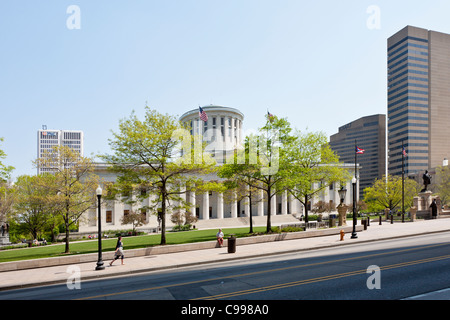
[338, 186, 347, 205]
[95, 186, 105, 270]
[351, 177, 358, 239]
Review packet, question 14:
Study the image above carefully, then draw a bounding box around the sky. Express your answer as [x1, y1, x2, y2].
[1, 0, 450, 180]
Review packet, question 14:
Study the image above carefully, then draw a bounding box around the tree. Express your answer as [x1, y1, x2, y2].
[281, 130, 349, 226]
[34, 146, 99, 253]
[121, 210, 147, 235]
[435, 165, 450, 206]
[0, 180, 15, 226]
[0, 137, 14, 183]
[363, 174, 420, 212]
[219, 113, 295, 233]
[12, 175, 54, 240]
[102, 106, 217, 245]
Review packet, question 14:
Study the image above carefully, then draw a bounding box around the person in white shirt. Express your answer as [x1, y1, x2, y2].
[216, 229, 224, 247]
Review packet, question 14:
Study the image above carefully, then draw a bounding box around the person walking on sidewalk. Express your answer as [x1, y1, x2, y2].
[110, 236, 125, 266]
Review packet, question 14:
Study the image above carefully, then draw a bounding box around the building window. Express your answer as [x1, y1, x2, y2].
[106, 210, 112, 223]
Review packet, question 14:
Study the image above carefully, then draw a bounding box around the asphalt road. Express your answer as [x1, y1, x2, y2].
[2, 232, 450, 304]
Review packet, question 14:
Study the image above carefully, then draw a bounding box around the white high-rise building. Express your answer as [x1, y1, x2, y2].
[37, 128, 84, 174]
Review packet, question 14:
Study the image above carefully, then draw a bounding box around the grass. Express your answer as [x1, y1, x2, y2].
[0, 227, 269, 263]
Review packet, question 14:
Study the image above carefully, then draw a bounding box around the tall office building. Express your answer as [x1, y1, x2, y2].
[388, 26, 450, 176]
[37, 128, 84, 174]
[329, 114, 386, 198]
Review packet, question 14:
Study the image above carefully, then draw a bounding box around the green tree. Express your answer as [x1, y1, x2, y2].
[34, 146, 99, 253]
[12, 175, 54, 240]
[281, 130, 349, 226]
[436, 165, 450, 206]
[0, 137, 14, 182]
[219, 114, 295, 233]
[121, 210, 148, 235]
[102, 107, 217, 245]
[363, 174, 420, 212]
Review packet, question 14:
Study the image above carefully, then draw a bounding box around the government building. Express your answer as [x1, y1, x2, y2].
[78, 105, 359, 234]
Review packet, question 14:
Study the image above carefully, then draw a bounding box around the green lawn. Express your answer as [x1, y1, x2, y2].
[0, 227, 268, 263]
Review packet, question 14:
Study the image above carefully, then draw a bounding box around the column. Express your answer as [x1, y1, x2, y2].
[189, 191, 196, 218]
[217, 192, 224, 220]
[270, 193, 276, 215]
[244, 186, 250, 217]
[258, 189, 264, 216]
[179, 184, 186, 223]
[282, 191, 288, 215]
[231, 191, 238, 218]
[202, 192, 209, 220]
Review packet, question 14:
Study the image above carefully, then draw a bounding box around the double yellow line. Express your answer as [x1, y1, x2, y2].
[195, 254, 450, 300]
[76, 243, 450, 300]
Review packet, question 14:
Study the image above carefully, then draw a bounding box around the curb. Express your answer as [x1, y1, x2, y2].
[2, 225, 450, 291]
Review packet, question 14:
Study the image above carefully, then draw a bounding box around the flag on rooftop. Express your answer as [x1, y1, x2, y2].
[199, 106, 208, 122]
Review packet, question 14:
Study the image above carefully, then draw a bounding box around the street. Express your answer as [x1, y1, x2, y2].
[1, 232, 450, 301]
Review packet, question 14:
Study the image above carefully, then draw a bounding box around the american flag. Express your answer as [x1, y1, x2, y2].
[199, 106, 208, 122]
[355, 146, 365, 154]
[402, 146, 408, 157]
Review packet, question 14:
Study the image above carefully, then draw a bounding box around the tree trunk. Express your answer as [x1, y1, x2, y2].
[248, 190, 253, 234]
[304, 195, 309, 230]
[65, 221, 70, 253]
[266, 187, 272, 233]
[160, 191, 167, 245]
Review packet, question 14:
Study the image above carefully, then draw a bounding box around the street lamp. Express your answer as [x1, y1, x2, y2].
[351, 177, 358, 239]
[338, 186, 347, 205]
[95, 185, 105, 270]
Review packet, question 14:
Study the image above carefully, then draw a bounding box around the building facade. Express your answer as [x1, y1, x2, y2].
[329, 114, 386, 199]
[37, 129, 84, 174]
[78, 105, 360, 234]
[388, 26, 450, 176]
[79, 162, 359, 234]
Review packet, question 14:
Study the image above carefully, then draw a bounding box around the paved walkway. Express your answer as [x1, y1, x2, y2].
[1, 218, 450, 291]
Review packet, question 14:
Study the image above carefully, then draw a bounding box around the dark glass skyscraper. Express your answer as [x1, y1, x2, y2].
[388, 26, 450, 176]
[329, 114, 386, 199]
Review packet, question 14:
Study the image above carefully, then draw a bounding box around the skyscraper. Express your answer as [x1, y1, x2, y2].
[37, 129, 84, 174]
[388, 26, 450, 176]
[329, 114, 386, 199]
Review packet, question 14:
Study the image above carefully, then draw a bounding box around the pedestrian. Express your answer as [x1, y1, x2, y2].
[110, 236, 125, 266]
[430, 199, 438, 219]
[216, 229, 224, 247]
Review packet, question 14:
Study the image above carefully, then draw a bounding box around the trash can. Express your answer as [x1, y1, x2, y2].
[228, 234, 236, 253]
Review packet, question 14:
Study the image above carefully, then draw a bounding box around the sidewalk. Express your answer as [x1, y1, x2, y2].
[1, 218, 450, 291]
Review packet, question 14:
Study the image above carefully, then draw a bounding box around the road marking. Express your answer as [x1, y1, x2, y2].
[75, 243, 450, 300]
[194, 254, 450, 300]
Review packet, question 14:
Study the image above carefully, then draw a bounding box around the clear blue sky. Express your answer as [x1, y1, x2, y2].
[1, 0, 450, 179]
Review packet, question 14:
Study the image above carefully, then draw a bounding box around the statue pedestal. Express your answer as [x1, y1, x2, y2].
[0, 235, 11, 246]
[337, 204, 347, 226]
[413, 191, 441, 219]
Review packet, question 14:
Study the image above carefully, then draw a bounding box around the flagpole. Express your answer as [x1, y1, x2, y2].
[352, 140, 358, 239]
[402, 141, 405, 223]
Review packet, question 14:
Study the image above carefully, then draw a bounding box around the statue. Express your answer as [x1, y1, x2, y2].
[422, 170, 432, 192]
